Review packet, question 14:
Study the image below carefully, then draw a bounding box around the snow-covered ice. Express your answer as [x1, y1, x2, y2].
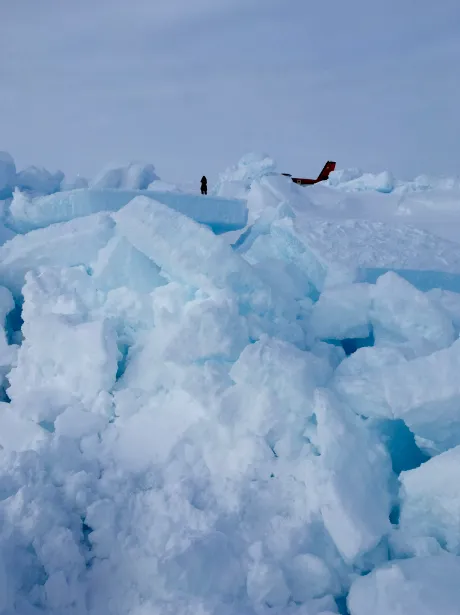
[1, 149, 460, 614]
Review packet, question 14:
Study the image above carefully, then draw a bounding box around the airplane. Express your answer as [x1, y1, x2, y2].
[281, 160, 336, 185]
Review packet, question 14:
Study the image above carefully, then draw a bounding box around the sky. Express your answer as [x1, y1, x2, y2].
[1, 0, 460, 185]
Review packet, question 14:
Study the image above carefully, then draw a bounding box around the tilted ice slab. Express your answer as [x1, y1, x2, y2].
[309, 272, 456, 352]
[399, 445, 460, 554]
[236, 206, 335, 298]
[91, 234, 167, 294]
[0, 213, 115, 297]
[312, 389, 392, 563]
[369, 271, 456, 352]
[113, 196, 304, 346]
[308, 283, 373, 341]
[333, 337, 460, 455]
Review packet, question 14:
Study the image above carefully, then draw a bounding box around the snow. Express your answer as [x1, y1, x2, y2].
[0, 403, 49, 451]
[294, 217, 460, 278]
[2, 149, 460, 613]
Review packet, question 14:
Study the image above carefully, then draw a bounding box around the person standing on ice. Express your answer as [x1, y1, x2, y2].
[200, 175, 207, 195]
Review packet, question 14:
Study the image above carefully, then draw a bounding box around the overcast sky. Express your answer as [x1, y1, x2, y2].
[1, 0, 460, 184]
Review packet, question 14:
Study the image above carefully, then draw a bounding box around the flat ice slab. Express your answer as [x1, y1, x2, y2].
[9, 188, 248, 234]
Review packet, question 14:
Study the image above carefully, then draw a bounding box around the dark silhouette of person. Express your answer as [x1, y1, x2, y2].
[200, 175, 207, 195]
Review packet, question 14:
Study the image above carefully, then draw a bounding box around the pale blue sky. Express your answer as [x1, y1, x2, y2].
[1, 0, 460, 184]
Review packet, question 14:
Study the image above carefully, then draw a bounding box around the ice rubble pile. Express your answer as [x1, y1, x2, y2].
[0, 151, 75, 198]
[212, 152, 277, 199]
[89, 161, 160, 190]
[213, 152, 460, 201]
[326, 167, 460, 194]
[0, 154, 168, 199]
[327, 169, 396, 194]
[0, 153, 460, 615]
